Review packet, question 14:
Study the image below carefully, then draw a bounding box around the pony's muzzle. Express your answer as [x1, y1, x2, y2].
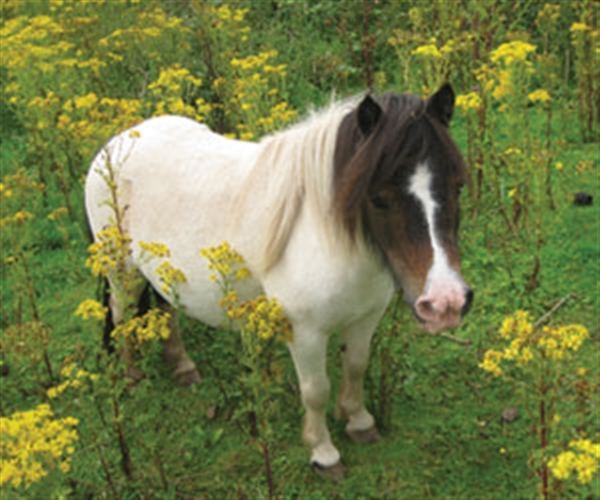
[413, 286, 473, 333]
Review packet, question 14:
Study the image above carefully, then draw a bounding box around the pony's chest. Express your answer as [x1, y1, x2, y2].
[263, 227, 395, 331]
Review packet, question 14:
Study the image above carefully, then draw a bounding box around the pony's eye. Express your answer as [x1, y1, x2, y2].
[371, 193, 390, 209]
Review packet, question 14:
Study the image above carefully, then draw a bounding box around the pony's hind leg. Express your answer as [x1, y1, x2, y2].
[107, 278, 147, 383]
[336, 313, 381, 444]
[156, 296, 201, 386]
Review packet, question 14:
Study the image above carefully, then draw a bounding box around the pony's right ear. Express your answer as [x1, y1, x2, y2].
[357, 95, 382, 136]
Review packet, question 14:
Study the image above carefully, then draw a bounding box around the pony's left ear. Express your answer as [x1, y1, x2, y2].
[426, 83, 455, 126]
[357, 95, 382, 136]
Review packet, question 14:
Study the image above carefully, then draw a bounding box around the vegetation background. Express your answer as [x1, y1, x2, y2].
[0, 0, 598, 498]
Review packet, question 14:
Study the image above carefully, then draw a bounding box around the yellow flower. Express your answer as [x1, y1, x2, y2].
[549, 439, 600, 484]
[490, 41, 536, 66]
[75, 299, 107, 321]
[155, 260, 187, 295]
[139, 241, 170, 258]
[498, 310, 533, 339]
[412, 43, 442, 59]
[570, 22, 589, 33]
[74, 92, 98, 110]
[0, 183, 13, 199]
[456, 92, 483, 112]
[47, 207, 68, 221]
[200, 242, 250, 284]
[479, 350, 504, 377]
[46, 362, 97, 399]
[571, 439, 600, 460]
[574, 453, 598, 483]
[549, 450, 577, 481]
[538, 324, 589, 360]
[0, 404, 78, 488]
[85, 227, 132, 277]
[528, 89, 551, 104]
[12, 211, 34, 224]
[492, 69, 515, 100]
[112, 308, 171, 345]
[243, 295, 292, 343]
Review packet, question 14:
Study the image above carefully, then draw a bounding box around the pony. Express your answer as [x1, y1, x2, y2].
[85, 83, 473, 479]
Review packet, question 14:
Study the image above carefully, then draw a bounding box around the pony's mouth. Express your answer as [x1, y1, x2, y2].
[411, 305, 464, 334]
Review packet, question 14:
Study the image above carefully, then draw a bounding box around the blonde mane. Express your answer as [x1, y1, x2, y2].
[234, 98, 359, 274]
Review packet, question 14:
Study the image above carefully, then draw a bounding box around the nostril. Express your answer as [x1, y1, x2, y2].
[415, 298, 435, 322]
[461, 288, 474, 317]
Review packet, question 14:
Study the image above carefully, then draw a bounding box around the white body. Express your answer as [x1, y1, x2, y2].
[86, 111, 395, 467]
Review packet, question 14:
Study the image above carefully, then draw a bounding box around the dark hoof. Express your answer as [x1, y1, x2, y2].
[347, 426, 380, 444]
[175, 368, 201, 386]
[311, 460, 345, 482]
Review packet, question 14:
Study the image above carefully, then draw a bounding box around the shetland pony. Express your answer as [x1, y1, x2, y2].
[85, 84, 473, 478]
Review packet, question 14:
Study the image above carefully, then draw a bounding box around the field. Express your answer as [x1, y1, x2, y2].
[1, 1, 599, 498]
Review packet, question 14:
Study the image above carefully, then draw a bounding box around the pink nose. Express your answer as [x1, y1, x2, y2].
[414, 287, 473, 333]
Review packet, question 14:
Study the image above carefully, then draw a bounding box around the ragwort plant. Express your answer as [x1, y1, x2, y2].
[201, 243, 292, 499]
[192, 3, 297, 139]
[480, 310, 596, 499]
[453, 31, 564, 293]
[77, 139, 187, 487]
[570, 0, 600, 142]
[0, 170, 55, 383]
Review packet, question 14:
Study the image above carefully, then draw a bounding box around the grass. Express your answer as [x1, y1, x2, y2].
[1, 115, 598, 499]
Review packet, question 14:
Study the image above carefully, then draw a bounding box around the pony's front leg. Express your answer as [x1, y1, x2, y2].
[336, 314, 381, 444]
[288, 328, 344, 480]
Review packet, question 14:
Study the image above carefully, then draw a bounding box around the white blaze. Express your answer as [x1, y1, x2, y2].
[408, 162, 464, 301]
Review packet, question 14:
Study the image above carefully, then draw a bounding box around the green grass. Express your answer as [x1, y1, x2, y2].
[2, 125, 598, 498]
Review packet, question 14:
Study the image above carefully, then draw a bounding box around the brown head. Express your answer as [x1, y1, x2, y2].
[333, 84, 473, 333]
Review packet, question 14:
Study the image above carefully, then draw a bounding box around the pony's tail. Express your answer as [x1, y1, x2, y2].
[86, 217, 115, 354]
[100, 278, 116, 354]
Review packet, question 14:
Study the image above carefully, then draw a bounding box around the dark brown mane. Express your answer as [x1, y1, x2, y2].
[333, 91, 466, 241]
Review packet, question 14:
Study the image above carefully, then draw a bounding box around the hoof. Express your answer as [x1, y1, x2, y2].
[347, 425, 380, 444]
[311, 460, 345, 482]
[175, 368, 201, 386]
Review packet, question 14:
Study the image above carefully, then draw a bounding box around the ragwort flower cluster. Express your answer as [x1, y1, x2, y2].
[85, 226, 132, 278]
[138, 241, 187, 298]
[46, 362, 98, 400]
[74, 299, 107, 321]
[200, 242, 251, 287]
[0, 404, 79, 489]
[200, 242, 292, 345]
[111, 308, 171, 346]
[549, 438, 600, 484]
[479, 310, 589, 377]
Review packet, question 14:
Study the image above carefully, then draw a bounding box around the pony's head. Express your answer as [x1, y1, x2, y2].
[334, 84, 473, 333]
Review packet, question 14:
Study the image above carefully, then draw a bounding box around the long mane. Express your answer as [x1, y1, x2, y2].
[234, 98, 358, 274]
